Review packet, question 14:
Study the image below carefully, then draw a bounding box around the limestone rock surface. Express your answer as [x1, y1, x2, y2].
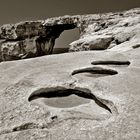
[0, 8, 140, 140]
[69, 8, 140, 52]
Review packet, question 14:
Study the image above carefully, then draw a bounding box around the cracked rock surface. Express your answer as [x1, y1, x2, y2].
[0, 8, 140, 140]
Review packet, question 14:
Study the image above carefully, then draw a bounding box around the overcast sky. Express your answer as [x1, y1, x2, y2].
[0, 0, 140, 25]
[0, 0, 140, 48]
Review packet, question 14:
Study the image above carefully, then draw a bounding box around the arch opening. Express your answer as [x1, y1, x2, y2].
[52, 28, 80, 54]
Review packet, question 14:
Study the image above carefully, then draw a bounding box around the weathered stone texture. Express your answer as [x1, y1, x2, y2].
[0, 8, 140, 140]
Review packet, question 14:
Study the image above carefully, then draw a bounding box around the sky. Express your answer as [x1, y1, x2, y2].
[0, 0, 140, 48]
[0, 0, 140, 25]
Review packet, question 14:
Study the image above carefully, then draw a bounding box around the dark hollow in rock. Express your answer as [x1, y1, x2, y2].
[91, 60, 130, 66]
[51, 115, 58, 120]
[132, 44, 140, 49]
[28, 87, 112, 113]
[71, 67, 118, 76]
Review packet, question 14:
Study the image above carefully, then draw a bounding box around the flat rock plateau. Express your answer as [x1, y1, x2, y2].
[0, 8, 140, 140]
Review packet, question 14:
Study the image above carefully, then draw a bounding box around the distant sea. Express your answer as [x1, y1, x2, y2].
[52, 48, 69, 54]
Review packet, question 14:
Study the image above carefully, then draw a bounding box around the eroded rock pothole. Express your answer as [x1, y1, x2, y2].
[32, 94, 90, 108]
[91, 60, 130, 67]
[71, 66, 118, 78]
[28, 87, 116, 113]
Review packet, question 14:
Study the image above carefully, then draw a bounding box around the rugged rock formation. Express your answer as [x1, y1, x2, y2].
[0, 18, 78, 61]
[1, 8, 140, 61]
[69, 8, 140, 51]
[0, 8, 140, 140]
